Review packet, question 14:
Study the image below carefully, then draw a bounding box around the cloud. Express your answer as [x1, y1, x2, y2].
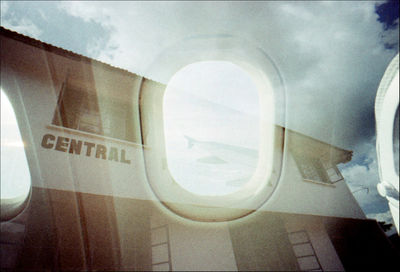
[1, 2, 113, 60]
[375, 0, 400, 31]
[1, 1, 9, 15]
[51, 2, 398, 148]
[341, 138, 379, 188]
[339, 135, 391, 215]
[57, 1, 112, 25]
[1, 2, 41, 38]
[380, 18, 400, 49]
[1, 17, 42, 39]
[4, 2, 397, 142]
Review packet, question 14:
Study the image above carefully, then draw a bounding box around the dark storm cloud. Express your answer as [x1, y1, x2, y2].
[375, 0, 399, 49]
[375, 0, 400, 30]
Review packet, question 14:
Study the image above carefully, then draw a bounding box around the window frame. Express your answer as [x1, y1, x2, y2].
[139, 36, 287, 222]
[52, 76, 136, 143]
[293, 152, 343, 186]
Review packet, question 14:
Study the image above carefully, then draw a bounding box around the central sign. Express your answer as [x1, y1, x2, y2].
[41, 133, 131, 164]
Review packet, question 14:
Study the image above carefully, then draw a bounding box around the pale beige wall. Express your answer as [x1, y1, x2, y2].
[263, 151, 365, 219]
[284, 215, 345, 271]
[150, 212, 237, 271]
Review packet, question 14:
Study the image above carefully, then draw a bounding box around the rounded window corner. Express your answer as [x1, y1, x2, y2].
[1, 187, 32, 222]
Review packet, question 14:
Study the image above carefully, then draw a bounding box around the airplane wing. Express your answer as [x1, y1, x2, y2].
[196, 156, 227, 164]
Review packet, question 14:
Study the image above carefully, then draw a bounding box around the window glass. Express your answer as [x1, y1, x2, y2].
[394, 106, 399, 175]
[293, 153, 343, 184]
[295, 156, 324, 183]
[1, 90, 31, 201]
[321, 160, 343, 183]
[52, 80, 134, 142]
[325, 167, 343, 183]
[163, 61, 260, 196]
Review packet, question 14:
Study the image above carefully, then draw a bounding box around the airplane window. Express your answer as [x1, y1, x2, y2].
[1, 90, 31, 219]
[394, 106, 399, 176]
[163, 61, 260, 196]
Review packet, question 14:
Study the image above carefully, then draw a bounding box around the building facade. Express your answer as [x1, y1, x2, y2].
[1, 27, 398, 271]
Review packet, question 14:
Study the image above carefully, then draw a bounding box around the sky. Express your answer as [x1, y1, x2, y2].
[1, 1, 399, 228]
[1, 92, 31, 200]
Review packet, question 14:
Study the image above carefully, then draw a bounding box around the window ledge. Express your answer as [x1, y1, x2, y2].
[302, 179, 336, 188]
[46, 125, 150, 150]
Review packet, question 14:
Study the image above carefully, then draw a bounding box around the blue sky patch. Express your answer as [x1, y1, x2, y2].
[2, 2, 111, 59]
